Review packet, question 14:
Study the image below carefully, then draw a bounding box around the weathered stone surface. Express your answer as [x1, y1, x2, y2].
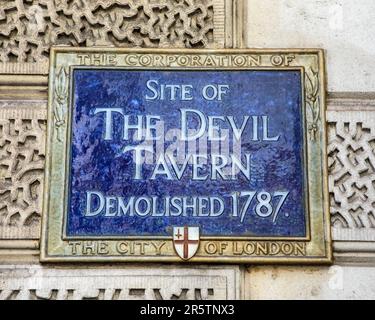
[1, 0, 216, 59]
[0, 0, 230, 74]
[0, 100, 46, 239]
[0, 264, 241, 300]
[327, 97, 375, 241]
[246, 0, 375, 92]
[245, 265, 375, 300]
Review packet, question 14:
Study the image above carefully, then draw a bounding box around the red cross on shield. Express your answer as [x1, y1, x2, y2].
[173, 226, 200, 260]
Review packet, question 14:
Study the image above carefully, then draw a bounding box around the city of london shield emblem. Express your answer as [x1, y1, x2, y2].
[173, 227, 200, 260]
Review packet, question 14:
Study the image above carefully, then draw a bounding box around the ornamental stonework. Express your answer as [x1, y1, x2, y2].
[0, 101, 46, 239]
[327, 99, 375, 241]
[0, 0, 218, 64]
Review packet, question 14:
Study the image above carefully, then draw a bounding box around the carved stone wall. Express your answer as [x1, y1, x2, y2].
[327, 98, 375, 242]
[0, 101, 46, 240]
[0, 0, 231, 74]
[0, 265, 241, 300]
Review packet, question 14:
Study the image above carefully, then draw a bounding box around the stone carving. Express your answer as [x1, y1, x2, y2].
[327, 103, 375, 240]
[0, 265, 240, 300]
[54, 67, 69, 142]
[0, 0, 216, 64]
[305, 67, 320, 141]
[1, 287, 214, 300]
[0, 102, 46, 239]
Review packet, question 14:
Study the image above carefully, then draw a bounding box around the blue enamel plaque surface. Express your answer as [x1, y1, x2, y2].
[66, 69, 306, 238]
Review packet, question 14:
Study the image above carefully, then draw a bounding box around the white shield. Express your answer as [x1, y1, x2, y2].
[173, 226, 200, 260]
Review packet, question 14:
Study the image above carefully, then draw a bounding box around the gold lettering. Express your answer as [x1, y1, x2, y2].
[136, 242, 148, 255]
[77, 54, 90, 65]
[76, 53, 118, 66]
[255, 242, 268, 255]
[153, 55, 165, 67]
[151, 241, 166, 255]
[139, 54, 152, 66]
[244, 243, 255, 255]
[231, 241, 307, 256]
[205, 242, 218, 254]
[233, 241, 243, 255]
[270, 54, 295, 67]
[125, 54, 137, 66]
[281, 242, 294, 255]
[107, 54, 117, 65]
[82, 241, 96, 255]
[204, 55, 216, 66]
[191, 55, 201, 66]
[269, 242, 281, 255]
[294, 243, 306, 256]
[98, 242, 109, 255]
[218, 242, 228, 255]
[248, 55, 261, 66]
[116, 241, 128, 254]
[69, 241, 81, 255]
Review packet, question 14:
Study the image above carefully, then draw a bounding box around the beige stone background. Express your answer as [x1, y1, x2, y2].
[0, 0, 375, 299]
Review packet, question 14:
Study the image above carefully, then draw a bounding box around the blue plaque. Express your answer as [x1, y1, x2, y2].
[41, 49, 332, 263]
[68, 69, 306, 238]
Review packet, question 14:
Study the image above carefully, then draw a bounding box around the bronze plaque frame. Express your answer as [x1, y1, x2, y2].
[40, 48, 332, 264]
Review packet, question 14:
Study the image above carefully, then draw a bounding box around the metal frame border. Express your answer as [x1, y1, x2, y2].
[40, 47, 332, 264]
